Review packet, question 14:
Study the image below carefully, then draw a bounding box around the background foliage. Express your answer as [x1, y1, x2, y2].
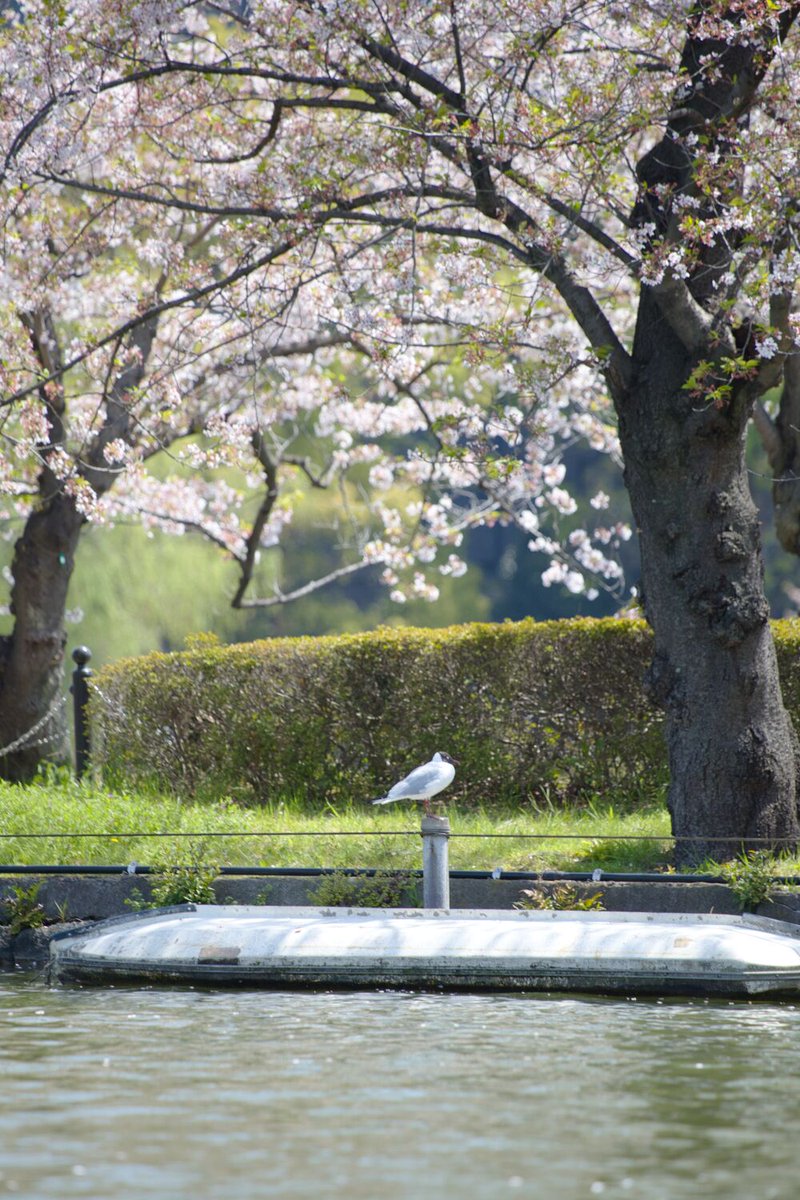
[5, 421, 796, 669]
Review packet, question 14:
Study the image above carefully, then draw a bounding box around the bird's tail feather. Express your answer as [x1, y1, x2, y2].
[372, 796, 396, 805]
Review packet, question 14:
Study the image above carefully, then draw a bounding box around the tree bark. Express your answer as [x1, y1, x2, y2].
[0, 494, 83, 780]
[619, 292, 800, 865]
[753, 355, 800, 558]
[0, 307, 159, 783]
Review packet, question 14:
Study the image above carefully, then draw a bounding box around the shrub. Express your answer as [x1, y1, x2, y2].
[514, 885, 606, 911]
[720, 850, 776, 912]
[91, 617, 673, 810]
[0, 881, 47, 935]
[308, 870, 417, 908]
[126, 839, 219, 909]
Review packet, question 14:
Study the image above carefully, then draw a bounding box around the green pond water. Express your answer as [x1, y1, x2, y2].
[1, 973, 799, 1199]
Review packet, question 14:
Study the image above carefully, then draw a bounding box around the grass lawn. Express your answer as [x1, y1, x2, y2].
[0, 776, 764, 877]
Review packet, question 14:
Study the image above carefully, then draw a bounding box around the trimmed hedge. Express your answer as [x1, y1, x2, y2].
[90, 617, 800, 810]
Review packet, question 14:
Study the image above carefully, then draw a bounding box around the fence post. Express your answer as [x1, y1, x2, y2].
[421, 813, 450, 909]
[71, 646, 92, 779]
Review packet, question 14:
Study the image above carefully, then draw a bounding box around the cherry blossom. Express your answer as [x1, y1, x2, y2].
[2, 0, 800, 855]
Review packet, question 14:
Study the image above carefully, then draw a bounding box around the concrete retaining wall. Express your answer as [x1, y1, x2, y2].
[3, 873, 800, 972]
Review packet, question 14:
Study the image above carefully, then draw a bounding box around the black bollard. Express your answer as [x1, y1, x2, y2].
[70, 646, 92, 779]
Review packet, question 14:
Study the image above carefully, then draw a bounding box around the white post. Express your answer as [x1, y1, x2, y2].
[421, 814, 450, 910]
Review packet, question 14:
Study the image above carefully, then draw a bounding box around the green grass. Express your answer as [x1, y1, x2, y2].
[0, 777, 677, 874]
[3, 777, 800, 878]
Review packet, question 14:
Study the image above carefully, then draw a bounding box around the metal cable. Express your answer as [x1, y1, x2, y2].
[0, 829, 793, 843]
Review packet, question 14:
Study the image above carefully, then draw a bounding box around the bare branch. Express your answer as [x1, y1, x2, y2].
[282, 454, 337, 488]
[449, 1, 467, 101]
[532, 186, 636, 269]
[231, 429, 280, 609]
[235, 560, 372, 608]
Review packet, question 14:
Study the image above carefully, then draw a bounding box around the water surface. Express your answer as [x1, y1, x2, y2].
[1, 975, 798, 1198]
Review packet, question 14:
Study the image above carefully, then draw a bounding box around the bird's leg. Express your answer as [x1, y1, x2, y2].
[423, 798, 431, 816]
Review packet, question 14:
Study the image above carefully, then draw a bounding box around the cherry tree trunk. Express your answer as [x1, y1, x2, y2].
[620, 294, 800, 866]
[0, 495, 83, 781]
[764, 355, 800, 558]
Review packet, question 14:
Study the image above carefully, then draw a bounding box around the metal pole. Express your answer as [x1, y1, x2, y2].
[421, 813, 450, 909]
[70, 646, 92, 779]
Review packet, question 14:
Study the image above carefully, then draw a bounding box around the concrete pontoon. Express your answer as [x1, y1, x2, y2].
[48, 904, 800, 997]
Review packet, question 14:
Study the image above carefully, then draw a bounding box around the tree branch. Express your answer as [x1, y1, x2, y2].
[648, 273, 718, 356]
[83, 314, 161, 494]
[348, 29, 633, 397]
[231, 429, 279, 609]
[234, 560, 372, 608]
[753, 400, 782, 470]
[2, 235, 301, 409]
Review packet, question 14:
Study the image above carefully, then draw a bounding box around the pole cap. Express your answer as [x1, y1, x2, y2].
[420, 813, 451, 835]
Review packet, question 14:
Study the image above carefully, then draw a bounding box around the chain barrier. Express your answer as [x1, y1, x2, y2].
[0, 694, 67, 760]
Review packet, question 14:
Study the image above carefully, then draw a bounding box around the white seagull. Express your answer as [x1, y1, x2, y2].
[372, 752, 456, 814]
